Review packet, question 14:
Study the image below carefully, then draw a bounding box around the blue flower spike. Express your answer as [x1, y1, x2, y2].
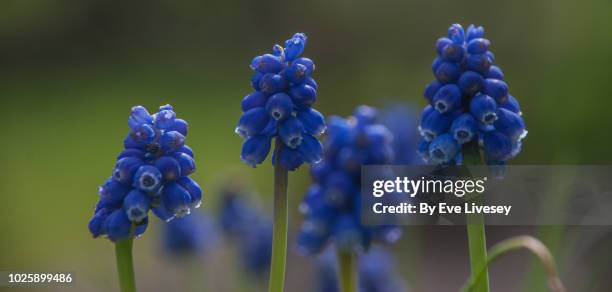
[89, 104, 203, 242]
[236, 33, 325, 171]
[297, 106, 401, 255]
[419, 24, 527, 165]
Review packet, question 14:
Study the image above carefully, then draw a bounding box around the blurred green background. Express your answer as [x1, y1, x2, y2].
[1, 0, 612, 291]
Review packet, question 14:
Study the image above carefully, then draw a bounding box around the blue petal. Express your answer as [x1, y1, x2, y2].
[113, 157, 143, 186]
[132, 165, 162, 192]
[235, 107, 270, 138]
[155, 156, 182, 182]
[241, 135, 272, 167]
[265, 93, 294, 121]
[432, 84, 462, 113]
[259, 73, 288, 95]
[299, 135, 323, 163]
[177, 176, 203, 208]
[250, 54, 284, 74]
[172, 152, 196, 176]
[428, 133, 459, 164]
[279, 116, 304, 149]
[160, 131, 185, 154]
[241, 91, 268, 112]
[289, 84, 317, 109]
[298, 108, 326, 136]
[470, 94, 498, 124]
[161, 182, 192, 217]
[123, 189, 151, 223]
[451, 113, 478, 144]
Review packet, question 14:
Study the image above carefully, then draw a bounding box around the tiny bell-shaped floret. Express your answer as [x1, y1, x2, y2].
[259, 73, 288, 95]
[428, 133, 460, 164]
[161, 182, 192, 217]
[154, 108, 177, 130]
[493, 108, 527, 142]
[298, 108, 326, 136]
[133, 165, 162, 192]
[160, 131, 185, 154]
[470, 94, 498, 125]
[284, 33, 307, 62]
[433, 84, 462, 113]
[241, 136, 272, 167]
[113, 157, 143, 186]
[155, 156, 182, 182]
[128, 106, 153, 129]
[172, 152, 196, 177]
[236, 107, 270, 138]
[241, 91, 268, 112]
[123, 189, 151, 222]
[266, 93, 294, 121]
[177, 176, 203, 208]
[482, 131, 513, 161]
[289, 84, 317, 109]
[451, 114, 478, 144]
[251, 54, 284, 74]
[279, 117, 304, 149]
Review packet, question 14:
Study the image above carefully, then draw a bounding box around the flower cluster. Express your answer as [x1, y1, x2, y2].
[236, 33, 325, 171]
[162, 212, 218, 256]
[219, 187, 272, 276]
[297, 106, 401, 255]
[315, 247, 407, 292]
[418, 24, 527, 165]
[88, 105, 202, 241]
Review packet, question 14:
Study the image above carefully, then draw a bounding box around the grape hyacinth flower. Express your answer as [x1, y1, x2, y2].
[315, 247, 407, 292]
[88, 104, 202, 292]
[418, 24, 527, 167]
[236, 32, 325, 170]
[235, 32, 325, 291]
[418, 24, 528, 292]
[219, 188, 272, 278]
[298, 106, 402, 292]
[162, 211, 219, 257]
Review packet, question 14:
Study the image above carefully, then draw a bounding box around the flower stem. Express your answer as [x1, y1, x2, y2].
[114, 237, 136, 292]
[269, 147, 289, 292]
[463, 141, 490, 292]
[337, 250, 356, 292]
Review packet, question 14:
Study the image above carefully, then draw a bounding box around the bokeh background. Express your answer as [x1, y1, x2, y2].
[2, 0, 612, 291]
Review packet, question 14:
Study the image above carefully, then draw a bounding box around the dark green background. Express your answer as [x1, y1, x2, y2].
[1, 0, 611, 291]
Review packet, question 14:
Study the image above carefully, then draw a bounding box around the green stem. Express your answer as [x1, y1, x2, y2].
[337, 251, 357, 292]
[115, 237, 136, 292]
[464, 142, 489, 292]
[268, 148, 289, 292]
[466, 215, 489, 292]
[462, 236, 565, 292]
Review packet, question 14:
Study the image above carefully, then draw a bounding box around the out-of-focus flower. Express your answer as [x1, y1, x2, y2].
[89, 105, 203, 242]
[219, 188, 272, 276]
[297, 106, 402, 255]
[419, 24, 527, 166]
[236, 33, 325, 171]
[162, 211, 219, 256]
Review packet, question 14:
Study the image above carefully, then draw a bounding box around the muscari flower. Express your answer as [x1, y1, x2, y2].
[89, 105, 203, 242]
[315, 246, 407, 292]
[419, 24, 527, 166]
[297, 106, 402, 255]
[219, 188, 272, 277]
[236, 33, 325, 171]
[162, 211, 219, 256]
